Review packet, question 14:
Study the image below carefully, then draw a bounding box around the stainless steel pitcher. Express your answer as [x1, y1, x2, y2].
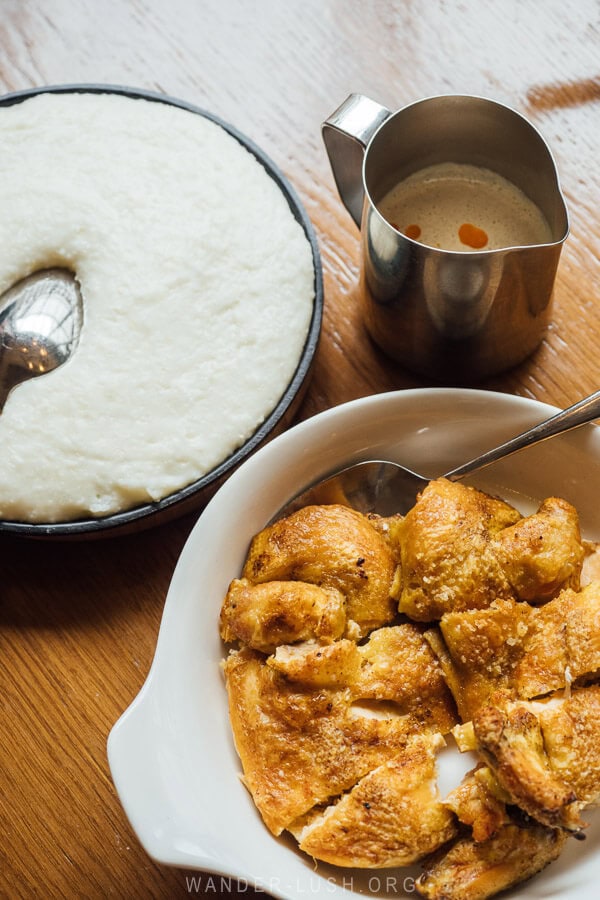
[322, 94, 569, 382]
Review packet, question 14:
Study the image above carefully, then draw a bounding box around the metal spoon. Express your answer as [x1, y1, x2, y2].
[276, 389, 600, 519]
[0, 268, 83, 412]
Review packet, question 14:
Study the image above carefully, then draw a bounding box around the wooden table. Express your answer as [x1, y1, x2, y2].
[1, 1, 599, 896]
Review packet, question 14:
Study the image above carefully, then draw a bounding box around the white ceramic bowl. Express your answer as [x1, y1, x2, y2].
[108, 388, 600, 899]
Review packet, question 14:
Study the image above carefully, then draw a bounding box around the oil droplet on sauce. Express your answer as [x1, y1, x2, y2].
[458, 222, 488, 248]
[404, 224, 421, 240]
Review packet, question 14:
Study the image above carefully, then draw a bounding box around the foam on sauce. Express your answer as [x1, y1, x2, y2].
[0, 93, 315, 522]
[379, 162, 553, 251]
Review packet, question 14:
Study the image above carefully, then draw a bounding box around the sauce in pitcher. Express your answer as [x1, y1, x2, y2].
[379, 162, 552, 252]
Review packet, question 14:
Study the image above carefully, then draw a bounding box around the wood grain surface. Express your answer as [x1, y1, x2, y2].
[1, 1, 599, 897]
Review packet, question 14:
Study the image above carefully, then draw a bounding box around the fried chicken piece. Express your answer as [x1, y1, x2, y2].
[416, 822, 567, 900]
[436, 582, 600, 719]
[269, 625, 458, 728]
[267, 639, 361, 688]
[222, 647, 415, 835]
[354, 624, 458, 733]
[220, 578, 346, 652]
[243, 504, 399, 636]
[456, 689, 600, 826]
[492, 497, 584, 602]
[438, 599, 531, 721]
[292, 733, 457, 867]
[399, 483, 584, 622]
[513, 595, 568, 699]
[472, 699, 584, 833]
[561, 581, 600, 684]
[398, 479, 520, 621]
[537, 685, 600, 806]
[444, 767, 510, 842]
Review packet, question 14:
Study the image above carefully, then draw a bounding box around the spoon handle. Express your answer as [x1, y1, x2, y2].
[445, 389, 600, 481]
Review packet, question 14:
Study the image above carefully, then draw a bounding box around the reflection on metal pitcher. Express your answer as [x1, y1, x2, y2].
[322, 93, 569, 382]
[423, 253, 503, 339]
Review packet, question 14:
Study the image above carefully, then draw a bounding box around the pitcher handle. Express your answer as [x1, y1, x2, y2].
[322, 94, 391, 228]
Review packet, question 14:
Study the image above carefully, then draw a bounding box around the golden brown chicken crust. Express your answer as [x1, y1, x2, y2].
[222, 647, 416, 835]
[444, 767, 510, 842]
[220, 578, 346, 652]
[416, 823, 567, 900]
[398, 479, 520, 621]
[561, 582, 600, 684]
[513, 597, 567, 699]
[267, 639, 361, 688]
[398, 482, 585, 622]
[436, 582, 600, 719]
[296, 733, 457, 868]
[242, 504, 399, 636]
[454, 688, 600, 831]
[492, 496, 584, 601]
[438, 599, 530, 721]
[539, 686, 600, 805]
[472, 700, 583, 833]
[354, 624, 458, 733]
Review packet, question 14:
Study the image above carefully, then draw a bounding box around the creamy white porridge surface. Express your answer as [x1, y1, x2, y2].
[0, 92, 315, 522]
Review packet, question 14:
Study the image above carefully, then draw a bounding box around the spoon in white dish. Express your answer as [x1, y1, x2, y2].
[274, 389, 600, 520]
[0, 268, 83, 412]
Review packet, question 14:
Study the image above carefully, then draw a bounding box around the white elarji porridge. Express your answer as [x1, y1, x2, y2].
[0, 92, 315, 523]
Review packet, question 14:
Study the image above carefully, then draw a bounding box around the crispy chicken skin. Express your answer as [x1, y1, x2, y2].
[436, 582, 600, 719]
[557, 581, 600, 685]
[514, 581, 600, 698]
[222, 647, 415, 835]
[220, 578, 346, 652]
[472, 699, 583, 833]
[492, 496, 584, 601]
[438, 599, 531, 721]
[242, 504, 399, 636]
[398, 481, 584, 621]
[538, 685, 600, 805]
[469, 688, 600, 817]
[444, 767, 510, 842]
[398, 480, 520, 621]
[267, 639, 361, 688]
[354, 624, 458, 733]
[294, 733, 457, 868]
[416, 822, 567, 900]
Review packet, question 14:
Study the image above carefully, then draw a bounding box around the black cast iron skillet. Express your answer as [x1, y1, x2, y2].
[0, 84, 323, 538]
